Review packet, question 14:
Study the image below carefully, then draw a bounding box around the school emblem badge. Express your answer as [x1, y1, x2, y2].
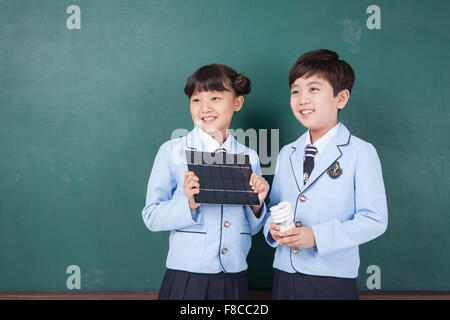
[327, 161, 343, 179]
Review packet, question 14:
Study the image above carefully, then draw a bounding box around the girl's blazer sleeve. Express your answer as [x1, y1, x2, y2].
[142, 141, 200, 232]
[263, 150, 283, 248]
[244, 151, 267, 235]
[311, 143, 388, 257]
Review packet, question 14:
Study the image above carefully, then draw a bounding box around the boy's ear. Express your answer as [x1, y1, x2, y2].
[234, 95, 244, 112]
[337, 89, 350, 110]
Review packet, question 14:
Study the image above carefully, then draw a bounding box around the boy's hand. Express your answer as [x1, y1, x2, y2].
[269, 222, 283, 242]
[276, 226, 316, 248]
[184, 171, 200, 211]
[249, 173, 270, 216]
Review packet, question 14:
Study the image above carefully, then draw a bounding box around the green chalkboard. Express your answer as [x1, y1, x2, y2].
[1, 0, 449, 291]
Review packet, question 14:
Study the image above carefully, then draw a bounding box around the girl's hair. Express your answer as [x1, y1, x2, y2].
[184, 64, 251, 98]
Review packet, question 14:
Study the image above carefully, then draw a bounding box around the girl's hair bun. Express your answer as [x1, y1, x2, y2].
[233, 73, 251, 96]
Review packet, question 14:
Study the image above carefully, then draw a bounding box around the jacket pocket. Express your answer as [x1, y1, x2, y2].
[172, 225, 207, 261]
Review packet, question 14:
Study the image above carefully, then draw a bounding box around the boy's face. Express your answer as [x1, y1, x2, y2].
[290, 74, 348, 136]
[190, 87, 243, 141]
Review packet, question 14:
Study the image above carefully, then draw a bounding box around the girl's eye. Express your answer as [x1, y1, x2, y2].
[191, 98, 200, 103]
[212, 97, 221, 101]
[310, 87, 319, 92]
[291, 90, 299, 95]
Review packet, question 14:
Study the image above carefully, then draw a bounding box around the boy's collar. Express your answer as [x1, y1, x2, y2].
[293, 122, 350, 151]
[304, 122, 341, 154]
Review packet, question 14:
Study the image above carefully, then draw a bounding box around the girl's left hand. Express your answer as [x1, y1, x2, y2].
[276, 226, 316, 249]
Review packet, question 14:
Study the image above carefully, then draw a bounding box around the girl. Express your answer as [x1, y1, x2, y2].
[142, 64, 269, 300]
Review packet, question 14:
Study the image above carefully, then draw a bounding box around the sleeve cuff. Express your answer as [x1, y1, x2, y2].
[190, 205, 201, 222]
[263, 214, 279, 248]
[310, 221, 334, 257]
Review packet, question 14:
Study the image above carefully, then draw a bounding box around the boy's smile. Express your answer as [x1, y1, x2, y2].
[300, 108, 314, 118]
[290, 74, 349, 143]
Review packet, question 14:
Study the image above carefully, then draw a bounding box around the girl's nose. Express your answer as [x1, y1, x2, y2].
[200, 102, 212, 112]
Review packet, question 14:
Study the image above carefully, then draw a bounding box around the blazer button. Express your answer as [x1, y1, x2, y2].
[295, 221, 302, 228]
[292, 248, 299, 254]
[224, 221, 230, 228]
[299, 195, 307, 202]
[221, 248, 228, 254]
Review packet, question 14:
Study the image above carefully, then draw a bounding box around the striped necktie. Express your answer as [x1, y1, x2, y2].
[303, 144, 318, 184]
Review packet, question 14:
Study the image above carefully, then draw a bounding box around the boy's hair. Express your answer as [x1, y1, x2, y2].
[184, 64, 251, 98]
[289, 49, 355, 96]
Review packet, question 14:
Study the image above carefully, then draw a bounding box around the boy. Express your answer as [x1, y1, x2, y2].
[263, 49, 388, 300]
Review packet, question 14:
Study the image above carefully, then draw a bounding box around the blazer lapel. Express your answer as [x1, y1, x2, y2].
[288, 132, 307, 193]
[302, 124, 351, 192]
[302, 141, 341, 191]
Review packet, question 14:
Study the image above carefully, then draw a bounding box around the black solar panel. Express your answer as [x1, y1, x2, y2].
[185, 150, 260, 205]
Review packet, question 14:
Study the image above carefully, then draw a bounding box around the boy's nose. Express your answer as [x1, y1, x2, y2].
[299, 95, 310, 106]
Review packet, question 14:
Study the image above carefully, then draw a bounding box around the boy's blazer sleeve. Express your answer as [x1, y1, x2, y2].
[142, 141, 200, 232]
[311, 143, 388, 257]
[244, 152, 267, 235]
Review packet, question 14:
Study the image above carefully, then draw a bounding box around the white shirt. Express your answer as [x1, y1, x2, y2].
[304, 122, 340, 163]
[197, 126, 232, 153]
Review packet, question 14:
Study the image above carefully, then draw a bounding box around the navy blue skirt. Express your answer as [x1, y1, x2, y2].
[272, 268, 359, 300]
[158, 268, 250, 300]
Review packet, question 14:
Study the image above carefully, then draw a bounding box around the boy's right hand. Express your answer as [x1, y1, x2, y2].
[269, 222, 282, 242]
[184, 171, 201, 211]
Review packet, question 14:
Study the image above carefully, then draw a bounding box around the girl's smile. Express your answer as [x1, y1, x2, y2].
[201, 115, 217, 124]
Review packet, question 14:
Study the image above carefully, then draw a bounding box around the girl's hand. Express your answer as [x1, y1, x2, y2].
[276, 226, 316, 248]
[184, 171, 201, 211]
[249, 173, 270, 204]
[249, 173, 270, 216]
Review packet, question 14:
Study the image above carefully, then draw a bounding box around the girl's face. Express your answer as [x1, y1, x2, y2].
[189, 86, 244, 143]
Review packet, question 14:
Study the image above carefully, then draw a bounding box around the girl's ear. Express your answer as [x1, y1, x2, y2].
[234, 95, 244, 112]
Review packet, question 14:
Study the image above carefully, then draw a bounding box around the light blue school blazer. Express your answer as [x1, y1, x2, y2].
[263, 124, 388, 278]
[142, 126, 267, 274]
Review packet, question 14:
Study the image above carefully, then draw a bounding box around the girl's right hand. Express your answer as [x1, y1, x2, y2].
[184, 171, 201, 211]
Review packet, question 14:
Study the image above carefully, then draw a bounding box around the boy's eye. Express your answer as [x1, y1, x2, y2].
[212, 97, 221, 101]
[310, 87, 319, 92]
[291, 90, 299, 95]
[191, 98, 200, 103]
